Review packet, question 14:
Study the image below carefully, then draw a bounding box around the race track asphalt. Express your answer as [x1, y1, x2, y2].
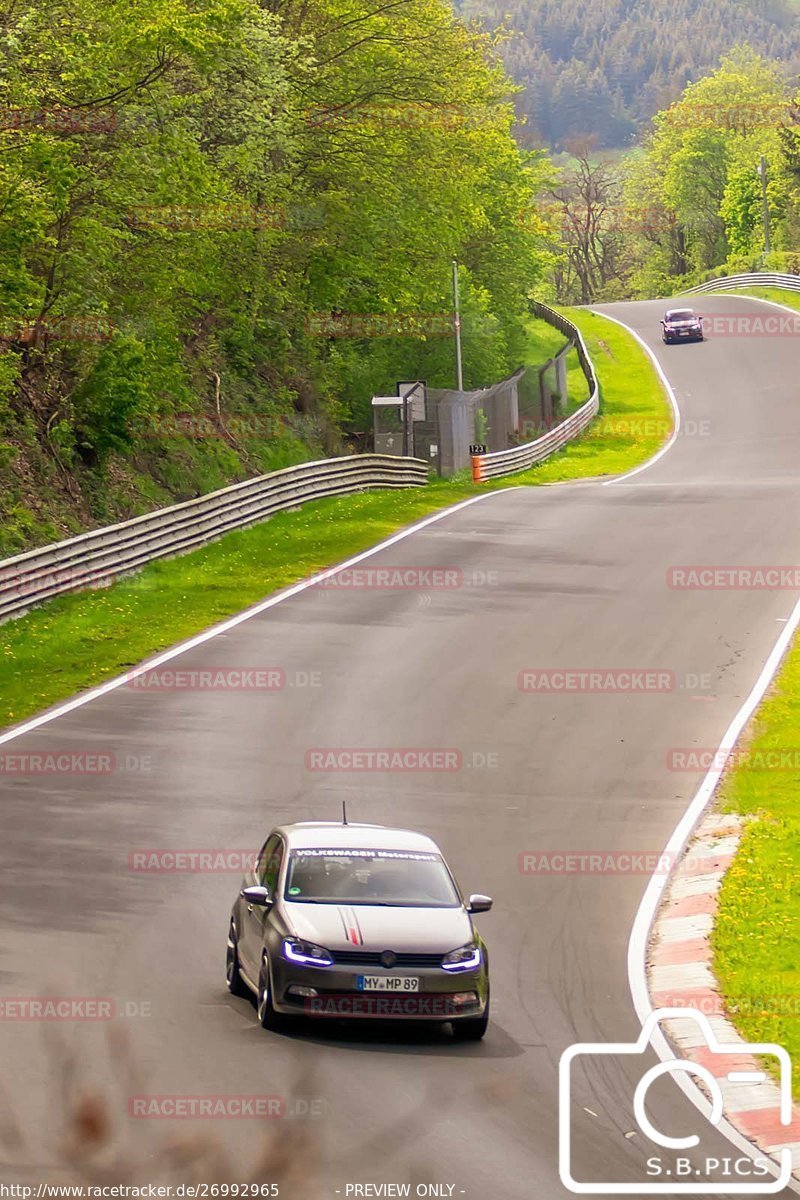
[1, 295, 799, 1197]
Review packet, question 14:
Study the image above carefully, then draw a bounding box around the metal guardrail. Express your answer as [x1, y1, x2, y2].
[682, 272, 800, 295]
[0, 454, 428, 622]
[471, 302, 599, 481]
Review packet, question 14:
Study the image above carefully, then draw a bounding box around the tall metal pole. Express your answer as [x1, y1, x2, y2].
[759, 156, 771, 256]
[452, 259, 463, 391]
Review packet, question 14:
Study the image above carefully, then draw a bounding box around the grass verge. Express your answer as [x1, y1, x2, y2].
[0, 307, 672, 730]
[713, 637, 800, 1094]
[705, 285, 800, 1088]
[514, 309, 671, 483]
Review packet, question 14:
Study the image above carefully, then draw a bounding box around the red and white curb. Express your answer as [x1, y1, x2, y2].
[648, 810, 800, 1178]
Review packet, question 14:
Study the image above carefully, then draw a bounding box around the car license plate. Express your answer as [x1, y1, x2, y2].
[357, 975, 420, 992]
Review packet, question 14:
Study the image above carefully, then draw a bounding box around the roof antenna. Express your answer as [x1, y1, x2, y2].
[342, 800, 349, 826]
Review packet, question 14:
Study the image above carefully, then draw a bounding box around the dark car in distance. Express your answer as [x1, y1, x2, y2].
[661, 308, 704, 344]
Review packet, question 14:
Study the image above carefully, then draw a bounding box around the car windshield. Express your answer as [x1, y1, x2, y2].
[667, 310, 696, 321]
[284, 848, 461, 907]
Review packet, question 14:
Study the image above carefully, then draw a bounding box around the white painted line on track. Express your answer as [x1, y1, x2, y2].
[697, 290, 800, 319]
[600, 289, 800, 1186]
[629, 586, 800, 1191]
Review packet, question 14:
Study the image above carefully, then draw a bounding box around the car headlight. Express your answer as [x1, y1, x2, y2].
[442, 943, 482, 972]
[283, 937, 334, 967]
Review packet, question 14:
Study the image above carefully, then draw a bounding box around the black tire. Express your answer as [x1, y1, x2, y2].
[452, 994, 490, 1041]
[226, 921, 250, 998]
[256, 954, 286, 1031]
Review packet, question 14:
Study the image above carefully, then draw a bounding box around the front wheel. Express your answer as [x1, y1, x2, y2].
[226, 921, 249, 998]
[256, 954, 286, 1031]
[452, 994, 490, 1041]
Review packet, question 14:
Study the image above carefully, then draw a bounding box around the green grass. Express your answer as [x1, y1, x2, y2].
[0, 307, 672, 730]
[661, 283, 800, 1090]
[514, 309, 671, 483]
[685, 285, 800, 1088]
[713, 640, 800, 1094]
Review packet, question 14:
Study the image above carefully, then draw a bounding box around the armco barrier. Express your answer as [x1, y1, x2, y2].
[682, 272, 800, 295]
[0, 454, 427, 622]
[471, 302, 599, 481]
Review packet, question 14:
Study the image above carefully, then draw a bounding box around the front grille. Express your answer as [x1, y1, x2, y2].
[331, 950, 445, 968]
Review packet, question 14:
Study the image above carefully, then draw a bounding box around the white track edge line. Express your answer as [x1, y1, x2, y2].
[628, 591, 800, 1190]
[0, 489, 522, 747]
[588, 308, 681, 485]
[703, 290, 800, 319]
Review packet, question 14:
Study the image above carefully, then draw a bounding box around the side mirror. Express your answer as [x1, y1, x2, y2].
[241, 884, 272, 908]
[468, 894, 493, 914]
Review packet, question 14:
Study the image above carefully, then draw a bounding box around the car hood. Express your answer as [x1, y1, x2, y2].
[283, 902, 473, 952]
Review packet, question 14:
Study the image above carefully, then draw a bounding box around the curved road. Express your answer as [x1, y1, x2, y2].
[2, 295, 800, 1196]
